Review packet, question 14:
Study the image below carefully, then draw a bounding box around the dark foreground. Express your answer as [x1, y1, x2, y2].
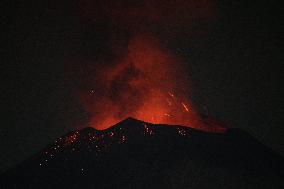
[1, 118, 283, 188]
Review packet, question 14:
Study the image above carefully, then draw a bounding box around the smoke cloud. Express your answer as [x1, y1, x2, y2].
[67, 0, 223, 131]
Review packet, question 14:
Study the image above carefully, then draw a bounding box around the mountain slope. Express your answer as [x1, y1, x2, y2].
[1, 118, 283, 188]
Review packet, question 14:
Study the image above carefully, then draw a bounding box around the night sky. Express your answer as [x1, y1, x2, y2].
[2, 0, 283, 172]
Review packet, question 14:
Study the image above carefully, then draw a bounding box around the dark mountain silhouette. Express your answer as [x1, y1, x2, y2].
[1, 118, 283, 188]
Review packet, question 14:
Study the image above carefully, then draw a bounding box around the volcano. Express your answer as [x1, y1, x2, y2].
[1, 118, 283, 188]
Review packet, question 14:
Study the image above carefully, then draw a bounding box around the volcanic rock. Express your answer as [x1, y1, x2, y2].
[1, 118, 283, 188]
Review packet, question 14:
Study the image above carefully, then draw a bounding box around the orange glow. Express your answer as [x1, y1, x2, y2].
[77, 34, 225, 133]
[68, 0, 225, 133]
[181, 102, 190, 112]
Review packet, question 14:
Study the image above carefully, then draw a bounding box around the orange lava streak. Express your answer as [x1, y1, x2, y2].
[181, 102, 190, 112]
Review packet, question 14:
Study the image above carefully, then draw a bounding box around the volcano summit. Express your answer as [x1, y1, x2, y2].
[1, 118, 283, 188]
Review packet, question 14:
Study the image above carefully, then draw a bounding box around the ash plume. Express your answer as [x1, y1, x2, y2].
[68, 0, 218, 131]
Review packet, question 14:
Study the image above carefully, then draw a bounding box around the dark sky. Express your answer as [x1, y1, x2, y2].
[1, 0, 283, 172]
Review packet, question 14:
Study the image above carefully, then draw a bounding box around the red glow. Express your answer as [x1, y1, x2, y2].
[181, 102, 190, 112]
[68, 0, 226, 133]
[77, 35, 225, 133]
[64, 132, 79, 146]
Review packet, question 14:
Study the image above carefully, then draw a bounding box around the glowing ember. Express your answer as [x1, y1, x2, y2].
[64, 133, 78, 146]
[143, 124, 154, 135]
[119, 135, 127, 144]
[168, 92, 175, 98]
[177, 128, 189, 136]
[181, 102, 190, 112]
[38, 118, 227, 167]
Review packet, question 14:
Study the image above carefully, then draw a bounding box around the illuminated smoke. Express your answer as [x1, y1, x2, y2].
[78, 34, 212, 131]
[69, 0, 224, 132]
